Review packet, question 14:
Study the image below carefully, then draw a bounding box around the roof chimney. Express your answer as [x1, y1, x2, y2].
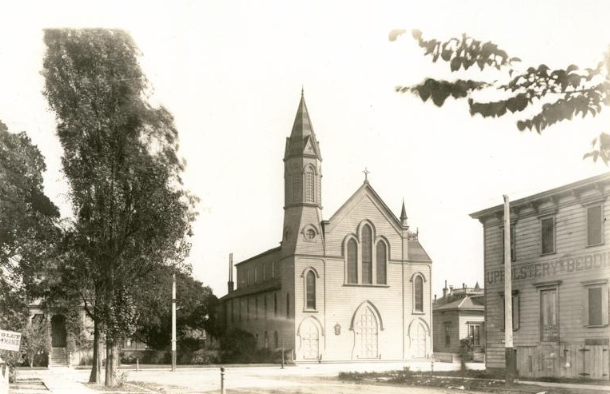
[442, 280, 448, 298]
[228, 253, 234, 293]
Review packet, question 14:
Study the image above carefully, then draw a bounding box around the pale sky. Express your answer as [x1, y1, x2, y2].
[0, 0, 608, 298]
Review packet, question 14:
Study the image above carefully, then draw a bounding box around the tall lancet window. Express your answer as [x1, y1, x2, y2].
[347, 239, 358, 284]
[292, 172, 300, 203]
[362, 225, 373, 284]
[414, 275, 424, 312]
[305, 166, 315, 203]
[376, 241, 387, 285]
[306, 271, 316, 310]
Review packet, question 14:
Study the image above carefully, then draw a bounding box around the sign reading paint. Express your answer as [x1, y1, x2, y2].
[0, 330, 21, 351]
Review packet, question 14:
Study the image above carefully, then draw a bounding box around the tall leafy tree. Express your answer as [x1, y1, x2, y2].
[391, 30, 610, 164]
[42, 29, 197, 386]
[0, 121, 60, 374]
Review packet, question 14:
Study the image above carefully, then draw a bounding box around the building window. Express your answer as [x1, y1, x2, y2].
[254, 266, 260, 284]
[501, 225, 516, 262]
[273, 260, 280, 278]
[247, 297, 251, 321]
[305, 166, 315, 203]
[583, 280, 608, 327]
[501, 292, 520, 330]
[239, 298, 244, 322]
[362, 225, 373, 284]
[541, 217, 555, 254]
[469, 324, 481, 346]
[286, 293, 290, 318]
[306, 271, 316, 310]
[540, 288, 559, 342]
[264, 293, 268, 319]
[376, 241, 387, 285]
[264, 331, 269, 348]
[274, 292, 278, 316]
[587, 205, 603, 246]
[414, 275, 424, 312]
[347, 238, 358, 284]
[292, 172, 300, 202]
[247, 269, 253, 286]
[274, 331, 279, 348]
[231, 300, 235, 323]
[444, 323, 451, 346]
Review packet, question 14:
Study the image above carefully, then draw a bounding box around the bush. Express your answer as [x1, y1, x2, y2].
[220, 328, 256, 363]
[177, 349, 219, 365]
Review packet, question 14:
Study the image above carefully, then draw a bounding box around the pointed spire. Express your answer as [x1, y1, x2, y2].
[400, 199, 408, 227]
[284, 90, 321, 160]
[474, 281, 481, 291]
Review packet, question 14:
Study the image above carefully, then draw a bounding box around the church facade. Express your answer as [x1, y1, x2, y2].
[218, 93, 433, 362]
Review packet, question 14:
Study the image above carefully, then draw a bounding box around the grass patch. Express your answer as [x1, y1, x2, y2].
[337, 367, 608, 394]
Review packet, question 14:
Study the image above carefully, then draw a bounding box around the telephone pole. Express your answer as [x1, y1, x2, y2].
[503, 195, 516, 385]
[172, 272, 177, 372]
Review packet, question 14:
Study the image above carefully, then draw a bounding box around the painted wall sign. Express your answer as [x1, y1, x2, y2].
[0, 329, 21, 351]
[486, 250, 610, 285]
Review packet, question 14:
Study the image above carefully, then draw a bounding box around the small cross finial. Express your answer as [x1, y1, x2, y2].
[301, 85, 304, 96]
[363, 167, 370, 182]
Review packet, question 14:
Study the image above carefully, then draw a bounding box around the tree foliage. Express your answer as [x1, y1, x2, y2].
[392, 29, 610, 164]
[133, 265, 218, 350]
[42, 29, 197, 386]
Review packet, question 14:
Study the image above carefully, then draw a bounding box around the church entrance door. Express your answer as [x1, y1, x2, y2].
[355, 306, 378, 358]
[410, 321, 427, 358]
[51, 315, 67, 347]
[300, 319, 319, 360]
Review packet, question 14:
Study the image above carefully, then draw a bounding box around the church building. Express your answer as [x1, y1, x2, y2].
[218, 92, 433, 362]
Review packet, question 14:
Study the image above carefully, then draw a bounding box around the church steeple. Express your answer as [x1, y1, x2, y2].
[284, 91, 322, 209]
[282, 91, 324, 256]
[284, 91, 322, 161]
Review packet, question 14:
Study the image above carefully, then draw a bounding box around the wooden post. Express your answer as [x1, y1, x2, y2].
[503, 195, 516, 385]
[172, 272, 177, 372]
[136, 358, 139, 372]
[281, 337, 285, 369]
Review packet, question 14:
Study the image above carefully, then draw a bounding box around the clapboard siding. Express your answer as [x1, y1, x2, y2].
[475, 175, 610, 378]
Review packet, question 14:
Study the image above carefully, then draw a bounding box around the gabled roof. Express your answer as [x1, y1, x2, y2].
[284, 92, 321, 160]
[408, 239, 432, 263]
[327, 181, 403, 234]
[435, 295, 485, 311]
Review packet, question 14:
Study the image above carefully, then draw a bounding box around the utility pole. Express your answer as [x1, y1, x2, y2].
[172, 272, 177, 372]
[503, 195, 516, 385]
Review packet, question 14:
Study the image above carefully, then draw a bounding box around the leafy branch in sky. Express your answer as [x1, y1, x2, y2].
[391, 29, 610, 164]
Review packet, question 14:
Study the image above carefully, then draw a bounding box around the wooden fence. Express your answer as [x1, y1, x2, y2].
[517, 344, 609, 380]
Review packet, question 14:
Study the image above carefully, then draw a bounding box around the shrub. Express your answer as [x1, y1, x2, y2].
[220, 328, 256, 363]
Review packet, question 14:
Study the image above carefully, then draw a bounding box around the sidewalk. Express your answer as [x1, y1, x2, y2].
[16, 369, 95, 394]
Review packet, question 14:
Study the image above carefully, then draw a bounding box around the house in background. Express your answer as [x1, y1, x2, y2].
[433, 281, 485, 362]
[470, 173, 610, 380]
[218, 92, 434, 362]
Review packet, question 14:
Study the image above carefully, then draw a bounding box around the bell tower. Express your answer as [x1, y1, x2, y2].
[282, 90, 324, 255]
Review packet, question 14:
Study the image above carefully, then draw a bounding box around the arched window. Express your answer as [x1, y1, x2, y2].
[414, 275, 424, 312]
[274, 331, 279, 348]
[362, 225, 373, 284]
[286, 292, 291, 318]
[305, 166, 315, 203]
[347, 238, 358, 284]
[376, 241, 387, 285]
[292, 172, 300, 202]
[306, 271, 316, 310]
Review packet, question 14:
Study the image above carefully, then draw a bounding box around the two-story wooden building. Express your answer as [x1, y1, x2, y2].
[218, 92, 433, 362]
[470, 173, 610, 379]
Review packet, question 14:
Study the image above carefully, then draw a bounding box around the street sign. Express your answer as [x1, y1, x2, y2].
[0, 330, 21, 352]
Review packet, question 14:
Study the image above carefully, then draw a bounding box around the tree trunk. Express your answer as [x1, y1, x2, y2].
[104, 340, 120, 387]
[88, 321, 102, 384]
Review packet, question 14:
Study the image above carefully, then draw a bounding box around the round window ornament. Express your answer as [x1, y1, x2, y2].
[334, 323, 341, 335]
[306, 229, 316, 239]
